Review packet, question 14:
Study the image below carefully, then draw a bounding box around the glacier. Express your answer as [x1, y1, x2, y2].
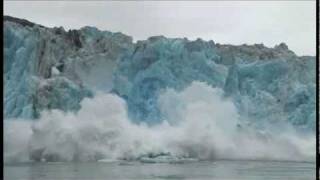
[3, 16, 316, 162]
[4, 16, 315, 130]
[4, 16, 133, 119]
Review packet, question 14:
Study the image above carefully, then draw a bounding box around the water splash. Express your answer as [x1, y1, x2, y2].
[4, 82, 315, 163]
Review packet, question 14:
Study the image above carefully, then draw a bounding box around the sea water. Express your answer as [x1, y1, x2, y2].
[4, 160, 315, 180]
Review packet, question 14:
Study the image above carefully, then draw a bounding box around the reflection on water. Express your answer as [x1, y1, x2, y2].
[4, 160, 315, 180]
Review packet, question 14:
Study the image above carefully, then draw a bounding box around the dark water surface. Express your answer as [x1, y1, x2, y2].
[4, 160, 315, 180]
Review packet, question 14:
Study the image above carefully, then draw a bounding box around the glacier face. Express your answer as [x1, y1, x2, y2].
[112, 37, 315, 130]
[4, 16, 316, 131]
[4, 16, 133, 119]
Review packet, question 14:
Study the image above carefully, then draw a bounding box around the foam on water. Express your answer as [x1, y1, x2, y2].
[4, 82, 315, 163]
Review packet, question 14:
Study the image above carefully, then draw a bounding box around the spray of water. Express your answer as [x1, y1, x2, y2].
[4, 82, 315, 163]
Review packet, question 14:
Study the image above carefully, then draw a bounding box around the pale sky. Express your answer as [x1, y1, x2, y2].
[4, 1, 316, 56]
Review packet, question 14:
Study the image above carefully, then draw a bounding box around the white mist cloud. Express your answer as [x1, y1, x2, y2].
[4, 82, 315, 163]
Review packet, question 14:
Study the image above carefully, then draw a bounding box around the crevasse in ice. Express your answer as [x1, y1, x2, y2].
[4, 16, 315, 131]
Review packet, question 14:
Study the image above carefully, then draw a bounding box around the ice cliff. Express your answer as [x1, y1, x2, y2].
[4, 16, 316, 131]
[4, 16, 133, 119]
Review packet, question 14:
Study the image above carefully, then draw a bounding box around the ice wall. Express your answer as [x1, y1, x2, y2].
[112, 37, 315, 131]
[4, 16, 133, 119]
[4, 16, 316, 131]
